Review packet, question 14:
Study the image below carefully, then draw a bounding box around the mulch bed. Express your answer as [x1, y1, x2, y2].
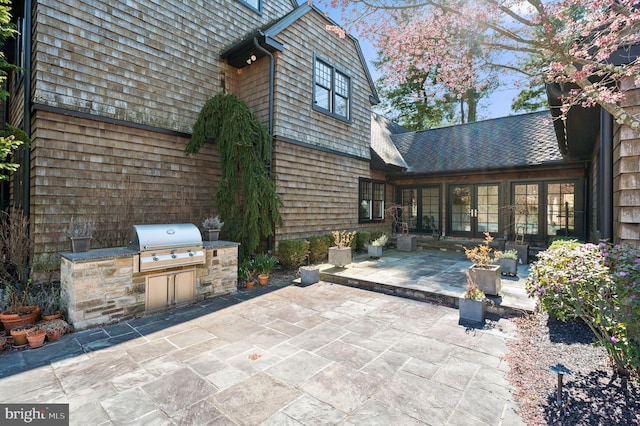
[505, 311, 640, 425]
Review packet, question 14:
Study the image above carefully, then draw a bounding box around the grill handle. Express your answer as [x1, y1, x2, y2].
[142, 242, 203, 251]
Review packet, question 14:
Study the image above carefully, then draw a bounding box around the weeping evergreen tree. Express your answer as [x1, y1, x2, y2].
[185, 94, 282, 259]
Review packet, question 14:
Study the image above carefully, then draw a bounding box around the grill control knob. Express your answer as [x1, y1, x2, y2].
[153, 256, 159, 261]
[171, 254, 177, 259]
[188, 252, 194, 257]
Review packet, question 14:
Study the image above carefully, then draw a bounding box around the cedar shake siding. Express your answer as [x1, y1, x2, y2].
[271, 10, 373, 159]
[6, 0, 380, 258]
[29, 109, 219, 255]
[614, 78, 640, 247]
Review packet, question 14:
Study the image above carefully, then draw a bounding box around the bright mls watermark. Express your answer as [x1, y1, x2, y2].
[1, 404, 68, 425]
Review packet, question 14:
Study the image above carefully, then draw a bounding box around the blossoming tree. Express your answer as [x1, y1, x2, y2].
[318, 0, 640, 130]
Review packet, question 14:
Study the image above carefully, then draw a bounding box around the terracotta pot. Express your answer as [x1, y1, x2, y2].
[41, 312, 62, 321]
[26, 329, 46, 349]
[258, 274, 269, 286]
[0, 306, 40, 331]
[46, 328, 64, 341]
[0, 331, 6, 349]
[246, 280, 254, 289]
[10, 325, 36, 346]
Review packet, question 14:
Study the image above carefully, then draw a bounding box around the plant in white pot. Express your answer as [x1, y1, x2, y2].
[464, 232, 502, 296]
[368, 233, 388, 258]
[328, 230, 356, 267]
[202, 215, 224, 241]
[498, 249, 518, 276]
[67, 216, 96, 253]
[459, 272, 486, 323]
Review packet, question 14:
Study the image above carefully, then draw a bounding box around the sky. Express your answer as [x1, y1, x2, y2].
[307, 1, 523, 120]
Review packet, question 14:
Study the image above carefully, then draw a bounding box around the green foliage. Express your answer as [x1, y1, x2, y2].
[464, 272, 485, 301]
[238, 258, 255, 284]
[0, 0, 18, 103]
[308, 235, 331, 263]
[526, 242, 640, 376]
[354, 231, 370, 252]
[185, 94, 282, 259]
[511, 86, 548, 113]
[276, 239, 309, 270]
[371, 234, 388, 247]
[253, 253, 278, 275]
[0, 124, 30, 181]
[498, 249, 518, 260]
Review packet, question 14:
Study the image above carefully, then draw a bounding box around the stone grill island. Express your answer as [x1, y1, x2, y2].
[60, 240, 239, 330]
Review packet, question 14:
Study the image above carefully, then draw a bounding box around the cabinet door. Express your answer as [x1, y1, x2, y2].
[174, 269, 195, 306]
[146, 274, 170, 313]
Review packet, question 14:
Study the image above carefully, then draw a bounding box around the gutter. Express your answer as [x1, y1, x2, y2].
[600, 110, 613, 241]
[253, 35, 275, 253]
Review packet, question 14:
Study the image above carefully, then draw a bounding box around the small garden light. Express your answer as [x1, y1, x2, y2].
[549, 363, 572, 407]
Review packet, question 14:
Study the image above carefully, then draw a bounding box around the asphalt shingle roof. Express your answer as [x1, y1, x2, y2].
[386, 110, 568, 174]
[370, 113, 410, 169]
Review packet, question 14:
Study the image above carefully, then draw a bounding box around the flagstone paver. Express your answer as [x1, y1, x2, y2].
[0, 252, 526, 425]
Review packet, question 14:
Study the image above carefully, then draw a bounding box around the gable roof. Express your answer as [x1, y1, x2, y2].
[386, 110, 569, 175]
[370, 113, 409, 170]
[221, 3, 379, 104]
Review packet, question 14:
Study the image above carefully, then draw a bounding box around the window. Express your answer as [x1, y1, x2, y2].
[14, 17, 25, 83]
[359, 179, 385, 222]
[513, 183, 539, 235]
[547, 182, 575, 236]
[314, 56, 351, 120]
[238, 0, 260, 12]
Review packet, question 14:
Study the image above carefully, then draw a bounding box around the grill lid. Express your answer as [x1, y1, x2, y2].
[130, 223, 203, 251]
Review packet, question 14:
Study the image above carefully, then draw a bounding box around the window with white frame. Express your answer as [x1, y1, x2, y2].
[359, 179, 385, 222]
[314, 56, 351, 120]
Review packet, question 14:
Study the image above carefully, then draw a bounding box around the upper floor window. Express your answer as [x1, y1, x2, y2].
[238, 0, 261, 12]
[314, 56, 351, 121]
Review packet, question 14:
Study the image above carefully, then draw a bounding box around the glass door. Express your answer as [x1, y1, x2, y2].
[449, 184, 500, 237]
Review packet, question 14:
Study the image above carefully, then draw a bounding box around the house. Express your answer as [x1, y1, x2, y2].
[370, 110, 588, 245]
[2, 0, 381, 260]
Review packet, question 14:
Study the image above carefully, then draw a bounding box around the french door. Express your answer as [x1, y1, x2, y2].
[449, 184, 500, 237]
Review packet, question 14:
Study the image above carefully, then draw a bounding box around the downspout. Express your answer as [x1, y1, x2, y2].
[253, 36, 275, 252]
[600, 110, 613, 241]
[22, 0, 32, 218]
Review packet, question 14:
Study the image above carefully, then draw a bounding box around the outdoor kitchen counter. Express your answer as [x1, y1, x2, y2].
[60, 240, 240, 262]
[60, 241, 240, 330]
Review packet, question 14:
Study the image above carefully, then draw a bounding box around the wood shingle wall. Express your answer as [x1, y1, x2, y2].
[614, 77, 640, 248]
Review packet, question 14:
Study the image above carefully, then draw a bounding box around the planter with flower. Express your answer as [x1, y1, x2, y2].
[368, 234, 388, 259]
[498, 249, 518, 276]
[459, 273, 486, 323]
[10, 324, 36, 346]
[328, 230, 356, 267]
[67, 216, 96, 253]
[464, 232, 502, 296]
[254, 254, 277, 286]
[35, 283, 65, 321]
[202, 215, 224, 241]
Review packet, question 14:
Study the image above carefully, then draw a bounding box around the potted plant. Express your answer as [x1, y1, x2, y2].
[202, 215, 224, 241]
[67, 216, 96, 253]
[498, 249, 518, 276]
[254, 254, 277, 286]
[38, 318, 70, 341]
[368, 234, 388, 258]
[464, 232, 502, 296]
[0, 282, 40, 332]
[459, 273, 486, 323]
[26, 325, 46, 349]
[35, 284, 65, 320]
[328, 230, 356, 267]
[10, 324, 36, 347]
[299, 265, 320, 286]
[238, 258, 256, 289]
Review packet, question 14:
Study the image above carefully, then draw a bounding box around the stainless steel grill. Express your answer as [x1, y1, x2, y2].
[130, 223, 205, 272]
